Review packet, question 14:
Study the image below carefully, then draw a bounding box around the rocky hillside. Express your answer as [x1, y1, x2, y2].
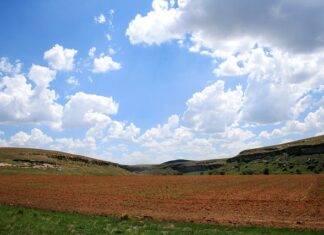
[229, 135, 324, 163]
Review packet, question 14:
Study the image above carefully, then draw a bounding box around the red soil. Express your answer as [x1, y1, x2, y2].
[0, 175, 323, 229]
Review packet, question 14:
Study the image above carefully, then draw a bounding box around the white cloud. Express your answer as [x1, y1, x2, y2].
[108, 47, 116, 55]
[214, 56, 246, 77]
[0, 73, 62, 129]
[138, 115, 180, 142]
[9, 128, 53, 147]
[0, 57, 22, 75]
[88, 47, 96, 58]
[85, 118, 140, 142]
[260, 107, 324, 139]
[92, 55, 121, 73]
[62, 92, 118, 129]
[105, 121, 140, 141]
[126, 5, 184, 45]
[183, 80, 243, 133]
[66, 76, 79, 86]
[51, 137, 96, 154]
[152, 0, 169, 11]
[240, 48, 324, 124]
[28, 64, 56, 87]
[94, 13, 106, 24]
[127, 0, 324, 54]
[126, 0, 324, 128]
[292, 95, 313, 119]
[106, 34, 112, 41]
[44, 44, 78, 71]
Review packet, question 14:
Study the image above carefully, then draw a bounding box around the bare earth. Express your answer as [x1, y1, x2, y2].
[0, 175, 323, 230]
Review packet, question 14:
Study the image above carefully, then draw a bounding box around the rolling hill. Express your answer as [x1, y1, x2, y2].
[0, 148, 130, 176]
[122, 135, 324, 175]
[0, 135, 323, 175]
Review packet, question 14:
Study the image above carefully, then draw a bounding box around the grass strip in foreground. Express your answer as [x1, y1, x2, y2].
[0, 205, 322, 235]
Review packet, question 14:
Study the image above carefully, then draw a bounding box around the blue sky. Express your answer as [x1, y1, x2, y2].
[0, 0, 323, 164]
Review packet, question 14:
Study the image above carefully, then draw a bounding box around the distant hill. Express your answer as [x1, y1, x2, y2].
[0, 148, 130, 176]
[121, 159, 227, 175]
[1, 135, 323, 176]
[122, 135, 324, 175]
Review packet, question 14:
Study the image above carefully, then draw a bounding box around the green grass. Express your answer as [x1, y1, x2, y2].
[0, 205, 322, 235]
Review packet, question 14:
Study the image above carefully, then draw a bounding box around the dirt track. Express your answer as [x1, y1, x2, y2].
[0, 175, 323, 229]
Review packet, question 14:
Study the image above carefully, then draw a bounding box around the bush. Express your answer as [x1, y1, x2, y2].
[242, 170, 253, 175]
[307, 165, 316, 171]
[263, 168, 269, 175]
[296, 169, 301, 174]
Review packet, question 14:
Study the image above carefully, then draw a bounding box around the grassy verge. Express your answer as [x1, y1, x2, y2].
[0, 205, 322, 235]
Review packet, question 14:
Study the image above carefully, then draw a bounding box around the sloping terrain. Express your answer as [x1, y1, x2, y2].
[121, 159, 227, 175]
[229, 135, 324, 163]
[213, 135, 324, 175]
[123, 135, 324, 175]
[0, 148, 130, 176]
[1, 135, 323, 176]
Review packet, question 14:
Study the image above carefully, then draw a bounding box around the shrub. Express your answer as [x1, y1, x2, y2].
[263, 168, 269, 175]
[242, 170, 253, 175]
[307, 165, 316, 171]
[296, 169, 301, 174]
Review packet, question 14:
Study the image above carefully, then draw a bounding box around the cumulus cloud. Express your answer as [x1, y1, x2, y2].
[183, 80, 243, 133]
[0, 72, 62, 129]
[92, 55, 121, 73]
[126, 2, 184, 45]
[137, 115, 217, 160]
[240, 48, 324, 123]
[0, 57, 22, 75]
[9, 128, 53, 147]
[28, 64, 56, 87]
[62, 92, 119, 129]
[85, 117, 141, 142]
[51, 137, 97, 154]
[127, 1, 324, 128]
[260, 107, 324, 139]
[127, 0, 324, 54]
[44, 44, 77, 71]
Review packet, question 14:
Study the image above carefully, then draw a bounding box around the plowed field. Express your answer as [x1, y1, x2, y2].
[0, 175, 323, 230]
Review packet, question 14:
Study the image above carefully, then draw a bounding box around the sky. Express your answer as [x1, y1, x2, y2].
[0, 0, 323, 164]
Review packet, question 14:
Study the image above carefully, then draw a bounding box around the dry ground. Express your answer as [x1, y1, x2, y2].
[0, 175, 323, 230]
